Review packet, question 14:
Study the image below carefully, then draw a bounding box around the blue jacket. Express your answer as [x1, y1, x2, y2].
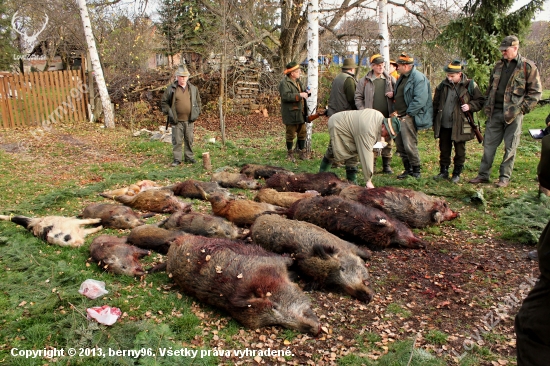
[393, 67, 433, 130]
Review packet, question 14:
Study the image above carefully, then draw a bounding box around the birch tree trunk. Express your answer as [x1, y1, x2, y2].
[377, 0, 390, 71]
[76, 0, 115, 128]
[306, 0, 319, 154]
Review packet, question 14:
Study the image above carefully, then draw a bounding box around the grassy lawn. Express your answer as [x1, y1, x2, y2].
[0, 93, 549, 365]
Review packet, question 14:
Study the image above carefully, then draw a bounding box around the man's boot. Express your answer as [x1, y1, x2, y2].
[298, 149, 308, 160]
[319, 157, 331, 172]
[451, 165, 463, 183]
[382, 157, 393, 174]
[397, 161, 412, 180]
[346, 168, 358, 184]
[433, 165, 449, 180]
[286, 142, 295, 162]
[411, 165, 421, 179]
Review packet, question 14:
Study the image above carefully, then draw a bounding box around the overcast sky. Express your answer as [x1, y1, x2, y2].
[511, 0, 550, 21]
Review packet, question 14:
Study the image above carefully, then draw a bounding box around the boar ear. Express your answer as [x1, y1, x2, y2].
[312, 244, 338, 259]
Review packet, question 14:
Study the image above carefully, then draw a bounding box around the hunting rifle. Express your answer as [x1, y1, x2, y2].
[452, 81, 483, 144]
[307, 109, 327, 123]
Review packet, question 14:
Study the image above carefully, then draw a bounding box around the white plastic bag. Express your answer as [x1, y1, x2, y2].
[86, 305, 122, 326]
[79, 279, 109, 299]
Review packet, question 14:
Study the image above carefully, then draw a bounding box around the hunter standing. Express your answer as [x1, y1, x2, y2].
[279, 61, 309, 162]
[355, 54, 397, 174]
[469, 35, 542, 188]
[432, 60, 485, 183]
[161, 65, 202, 166]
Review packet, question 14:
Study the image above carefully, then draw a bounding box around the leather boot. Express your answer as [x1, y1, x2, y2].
[397, 161, 412, 179]
[433, 165, 449, 180]
[319, 157, 331, 172]
[382, 157, 393, 174]
[298, 149, 308, 160]
[411, 165, 421, 179]
[451, 165, 463, 183]
[287, 150, 295, 162]
[346, 168, 358, 184]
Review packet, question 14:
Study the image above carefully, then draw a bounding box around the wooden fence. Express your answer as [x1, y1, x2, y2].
[0, 70, 88, 129]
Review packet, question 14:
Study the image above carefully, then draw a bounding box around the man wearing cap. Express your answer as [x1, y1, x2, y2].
[469, 35, 542, 188]
[279, 61, 309, 162]
[432, 60, 485, 183]
[161, 65, 202, 166]
[328, 109, 400, 188]
[319, 58, 358, 182]
[354, 53, 397, 175]
[389, 60, 399, 80]
[392, 53, 433, 179]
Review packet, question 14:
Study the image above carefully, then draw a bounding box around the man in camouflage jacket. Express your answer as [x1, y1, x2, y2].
[469, 35, 542, 188]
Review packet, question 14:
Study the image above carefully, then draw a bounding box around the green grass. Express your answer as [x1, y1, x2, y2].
[0, 98, 549, 365]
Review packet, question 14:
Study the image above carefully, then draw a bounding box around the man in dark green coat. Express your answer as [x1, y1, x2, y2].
[432, 60, 485, 183]
[279, 61, 309, 162]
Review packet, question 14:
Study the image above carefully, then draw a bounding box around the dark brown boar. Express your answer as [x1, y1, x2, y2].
[127, 224, 185, 254]
[195, 183, 285, 226]
[168, 179, 231, 200]
[160, 211, 239, 240]
[286, 195, 423, 249]
[254, 188, 319, 208]
[250, 215, 373, 302]
[211, 171, 260, 190]
[81, 203, 145, 229]
[240, 164, 294, 179]
[89, 235, 149, 276]
[265, 172, 352, 196]
[114, 189, 192, 214]
[166, 235, 320, 335]
[339, 186, 459, 228]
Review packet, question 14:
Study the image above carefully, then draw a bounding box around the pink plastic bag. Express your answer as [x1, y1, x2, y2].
[86, 305, 122, 325]
[79, 279, 109, 299]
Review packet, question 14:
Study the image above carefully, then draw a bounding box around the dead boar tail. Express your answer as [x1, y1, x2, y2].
[147, 262, 167, 273]
[0, 215, 32, 229]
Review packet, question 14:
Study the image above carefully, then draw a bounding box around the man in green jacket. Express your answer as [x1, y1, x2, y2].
[161, 66, 202, 166]
[469, 35, 542, 188]
[279, 61, 309, 162]
[319, 58, 358, 182]
[432, 60, 485, 183]
[392, 53, 433, 179]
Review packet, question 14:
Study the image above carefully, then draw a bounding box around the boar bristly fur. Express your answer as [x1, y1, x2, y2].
[240, 164, 294, 179]
[81, 203, 144, 229]
[251, 215, 373, 302]
[254, 188, 319, 208]
[339, 186, 459, 228]
[160, 211, 239, 240]
[168, 180, 231, 200]
[166, 235, 320, 335]
[265, 172, 351, 196]
[89, 235, 149, 276]
[211, 171, 260, 190]
[127, 224, 185, 254]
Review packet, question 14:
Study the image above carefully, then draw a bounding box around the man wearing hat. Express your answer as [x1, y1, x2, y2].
[279, 61, 309, 162]
[469, 35, 542, 188]
[319, 58, 358, 181]
[354, 53, 397, 174]
[327, 109, 401, 188]
[432, 60, 485, 183]
[392, 53, 433, 179]
[161, 65, 202, 166]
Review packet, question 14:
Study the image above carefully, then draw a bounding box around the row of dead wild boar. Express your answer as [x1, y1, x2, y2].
[0, 164, 459, 336]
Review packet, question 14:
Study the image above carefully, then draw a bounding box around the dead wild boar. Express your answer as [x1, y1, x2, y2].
[89, 235, 149, 276]
[339, 186, 459, 228]
[99, 180, 161, 199]
[254, 188, 319, 208]
[240, 164, 294, 179]
[160, 211, 239, 240]
[211, 171, 260, 190]
[168, 179, 231, 200]
[195, 183, 285, 226]
[265, 172, 352, 196]
[250, 215, 373, 302]
[81, 203, 145, 229]
[127, 224, 185, 254]
[114, 189, 192, 214]
[286, 196, 423, 249]
[0, 215, 102, 247]
[166, 235, 321, 335]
